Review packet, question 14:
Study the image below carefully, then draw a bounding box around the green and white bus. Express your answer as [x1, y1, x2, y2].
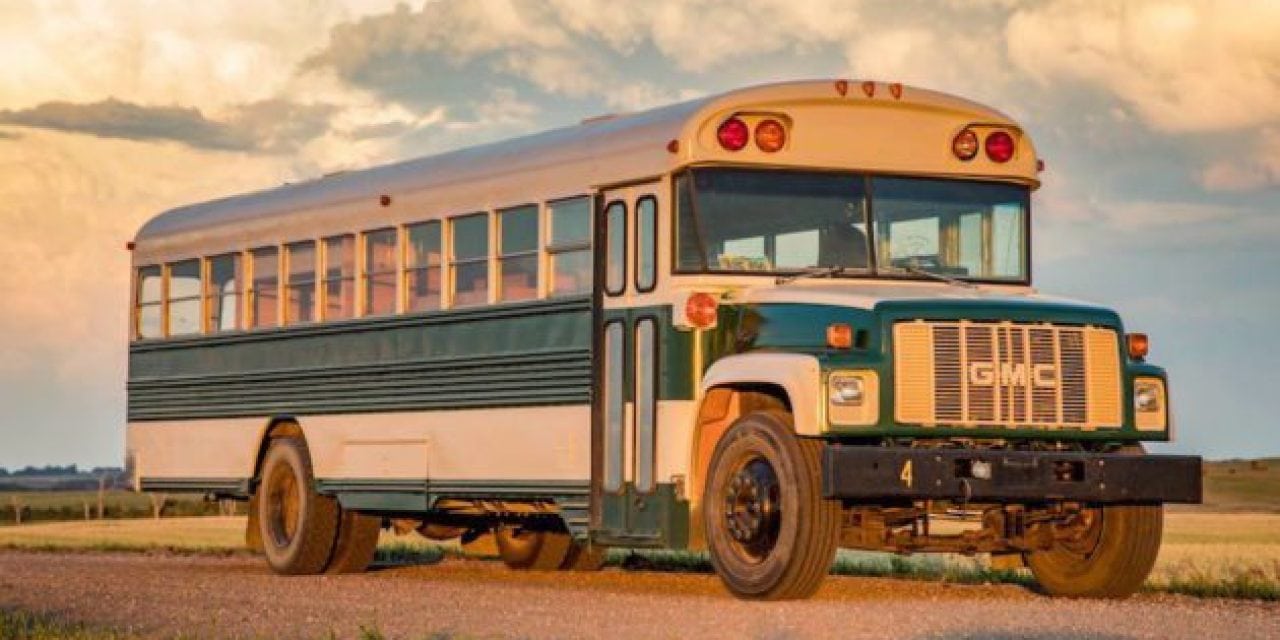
[127, 80, 1200, 599]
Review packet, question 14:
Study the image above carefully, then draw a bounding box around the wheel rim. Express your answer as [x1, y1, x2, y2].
[722, 455, 782, 563]
[266, 463, 301, 549]
[1053, 507, 1105, 559]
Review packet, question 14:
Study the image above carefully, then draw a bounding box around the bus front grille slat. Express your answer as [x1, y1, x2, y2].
[893, 320, 1122, 430]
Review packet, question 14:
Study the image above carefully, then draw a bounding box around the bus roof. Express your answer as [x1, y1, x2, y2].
[134, 80, 1032, 253]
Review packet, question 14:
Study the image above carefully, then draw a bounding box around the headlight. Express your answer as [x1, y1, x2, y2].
[1135, 383, 1160, 412]
[829, 375, 865, 406]
[828, 371, 879, 427]
[1134, 377, 1167, 431]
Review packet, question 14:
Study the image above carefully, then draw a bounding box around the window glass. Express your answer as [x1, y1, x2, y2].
[451, 214, 489, 307]
[166, 260, 202, 336]
[136, 266, 163, 339]
[405, 222, 442, 312]
[605, 201, 626, 295]
[548, 197, 591, 297]
[285, 241, 316, 325]
[676, 169, 868, 273]
[635, 197, 656, 291]
[499, 205, 539, 302]
[250, 247, 279, 329]
[363, 228, 397, 316]
[871, 176, 1027, 281]
[603, 321, 625, 493]
[206, 254, 240, 333]
[323, 235, 355, 320]
[635, 318, 656, 492]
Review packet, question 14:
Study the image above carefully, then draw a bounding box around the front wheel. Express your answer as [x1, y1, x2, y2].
[1025, 504, 1163, 598]
[703, 411, 840, 600]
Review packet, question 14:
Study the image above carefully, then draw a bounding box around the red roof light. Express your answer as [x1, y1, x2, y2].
[985, 131, 1016, 163]
[717, 117, 749, 151]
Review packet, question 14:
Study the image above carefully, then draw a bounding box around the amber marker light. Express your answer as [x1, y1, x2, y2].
[685, 292, 719, 329]
[827, 323, 853, 349]
[1127, 333, 1149, 360]
[952, 128, 979, 161]
[754, 119, 787, 152]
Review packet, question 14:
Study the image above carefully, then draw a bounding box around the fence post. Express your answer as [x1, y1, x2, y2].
[97, 474, 107, 519]
[83, 500, 92, 521]
[9, 496, 21, 525]
[149, 493, 168, 520]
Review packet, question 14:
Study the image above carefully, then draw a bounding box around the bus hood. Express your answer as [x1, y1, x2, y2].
[738, 280, 1119, 323]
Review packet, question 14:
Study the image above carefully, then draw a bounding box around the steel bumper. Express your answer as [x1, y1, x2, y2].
[822, 445, 1202, 504]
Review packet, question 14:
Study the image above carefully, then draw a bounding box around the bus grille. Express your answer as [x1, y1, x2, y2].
[894, 320, 1122, 429]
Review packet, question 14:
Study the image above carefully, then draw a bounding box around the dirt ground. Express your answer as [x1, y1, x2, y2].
[1, 550, 1277, 640]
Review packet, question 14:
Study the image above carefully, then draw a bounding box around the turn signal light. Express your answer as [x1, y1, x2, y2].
[985, 130, 1016, 163]
[1127, 333, 1149, 360]
[717, 117, 749, 151]
[952, 128, 979, 161]
[685, 292, 719, 329]
[827, 323, 853, 349]
[755, 119, 786, 152]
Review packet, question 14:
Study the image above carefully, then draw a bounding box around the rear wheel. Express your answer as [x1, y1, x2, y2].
[703, 411, 840, 600]
[325, 508, 381, 574]
[495, 525, 572, 571]
[1025, 504, 1163, 598]
[257, 437, 339, 575]
[560, 540, 607, 571]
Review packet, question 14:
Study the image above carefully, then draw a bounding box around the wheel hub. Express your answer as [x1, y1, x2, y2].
[722, 457, 781, 560]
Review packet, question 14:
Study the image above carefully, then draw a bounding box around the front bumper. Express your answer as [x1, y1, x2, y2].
[822, 445, 1202, 504]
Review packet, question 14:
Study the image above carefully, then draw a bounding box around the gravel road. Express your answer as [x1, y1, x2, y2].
[1, 551, 1276, 639]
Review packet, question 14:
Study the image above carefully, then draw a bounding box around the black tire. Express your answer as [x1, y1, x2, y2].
[1025, 504, 1163, 598]
[325, 508, 381, 574]
[560, 540, 607, 571]
[257, 437, 339, 575]
[702, 410, 840, 600]
[495, 526, 572, 571]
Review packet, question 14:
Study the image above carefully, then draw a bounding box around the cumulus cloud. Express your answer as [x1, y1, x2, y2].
[1199, 128, 1280, 192]
[0, 98, 337, 152]
[1007, 0, 1280, 133]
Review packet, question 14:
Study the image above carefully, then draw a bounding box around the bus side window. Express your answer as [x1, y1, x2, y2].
[405, 222, 442, 312]
[498, 205, 539, 302]
[323, 235, 356, 320]
[547, 197, 591, 297]
[135, 266, 163, 339]
[206, 254, 241, 333]
[285, 241, 317, 325]
[605, 201, 627, 296]
[363, 228, 398, 316]
[451, 213, 489, 307]
[635, 196, 657, 292]
[166, 259, 202, 337]
[249, 247, 280, 329]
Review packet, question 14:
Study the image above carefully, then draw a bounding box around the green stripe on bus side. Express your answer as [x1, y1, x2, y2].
[128, 297, 592, 421]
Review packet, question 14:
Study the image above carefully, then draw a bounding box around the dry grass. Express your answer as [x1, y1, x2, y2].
[1, 512, 1276, 600]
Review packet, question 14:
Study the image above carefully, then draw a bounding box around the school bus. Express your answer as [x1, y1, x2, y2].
[126, 80, 1201, 599]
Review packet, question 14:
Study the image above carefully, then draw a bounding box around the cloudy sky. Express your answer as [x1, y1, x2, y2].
[0, 0, 1277, 468]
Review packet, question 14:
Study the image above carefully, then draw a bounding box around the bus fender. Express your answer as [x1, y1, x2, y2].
[700, 353, 823, 436]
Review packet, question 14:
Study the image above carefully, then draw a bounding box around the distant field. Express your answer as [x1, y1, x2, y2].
[1198, 458, 1280, 512]
[0, 491, 228, 524]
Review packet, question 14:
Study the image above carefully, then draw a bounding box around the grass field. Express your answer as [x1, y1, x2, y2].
[0, 490, 226, 525]
[1198, 457, 1280, 512]
[1, 512, 1275, 600]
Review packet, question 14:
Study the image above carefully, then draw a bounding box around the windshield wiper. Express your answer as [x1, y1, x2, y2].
[776, 266, 846, 285]
[900, 264, 976, 289]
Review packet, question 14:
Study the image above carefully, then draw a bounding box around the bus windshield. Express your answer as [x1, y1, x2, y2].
[676, 168, 1029, 282]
